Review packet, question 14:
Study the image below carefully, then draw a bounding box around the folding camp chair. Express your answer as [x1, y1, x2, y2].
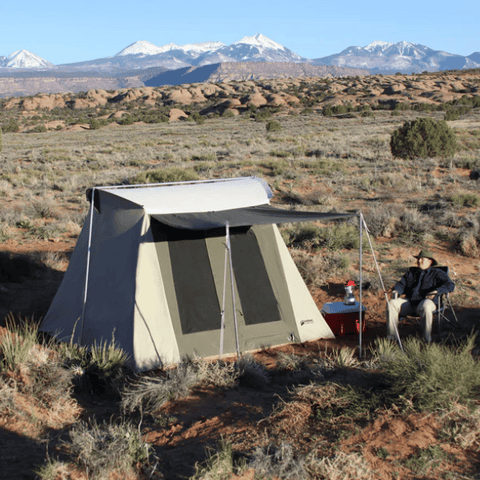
[398, 266, 459, 335]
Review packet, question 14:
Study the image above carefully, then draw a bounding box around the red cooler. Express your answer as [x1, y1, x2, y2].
[321, 301, 367, 336]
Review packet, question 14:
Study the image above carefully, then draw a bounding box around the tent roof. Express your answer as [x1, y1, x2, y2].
[152, 205, 357, 230]
[94, 177, 273, 214]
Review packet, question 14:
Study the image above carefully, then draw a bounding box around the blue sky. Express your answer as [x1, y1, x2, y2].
[2, 0, 479, 65]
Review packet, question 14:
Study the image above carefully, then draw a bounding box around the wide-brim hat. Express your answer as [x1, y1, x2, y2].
[413, 250, 438, 266]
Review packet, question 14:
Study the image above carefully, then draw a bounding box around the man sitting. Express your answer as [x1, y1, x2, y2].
[387, 250, 455, 342]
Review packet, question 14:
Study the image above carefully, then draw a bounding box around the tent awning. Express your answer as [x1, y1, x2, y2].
[151, 205, 357, 230]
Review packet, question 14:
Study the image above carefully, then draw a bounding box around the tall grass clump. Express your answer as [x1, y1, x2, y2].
[65, 418, 151, 479]
[0, 317, 39, 372]
[59, 336, 130, 397]
[191, 440, 247, 480]
[374, 335, 480, 410]
[249, 443, 307, 480]
[122, 362, 199, 414]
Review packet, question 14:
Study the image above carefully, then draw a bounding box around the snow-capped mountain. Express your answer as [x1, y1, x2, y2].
[312, 41, 480, 73]
[116, 40, 225, 58]
[2, 37, 479, 75]
[0, 49, 53, 68]
[234, 34, 286, 51]
[196, 34, 305, 65]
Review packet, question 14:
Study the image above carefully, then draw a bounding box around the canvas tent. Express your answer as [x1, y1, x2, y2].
[41, 177, 357, 371]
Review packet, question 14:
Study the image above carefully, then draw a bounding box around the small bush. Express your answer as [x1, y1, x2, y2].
[59, 337, 130, 398]
[450, 192, 480, 207]
[375, 335, 480, 410]
[1, 119, 19, 133]
[282, 222, 365, 251]
[26, 124, 47, 133]
[122, 363, 198, 414]
[249, 443, 307, 480]
[222, 109, 235, 118]
[290, 249, 350, 288]
[0, 319, 39, 371]
[266, 120, 281, 132]
[65, 418, 151, 478]
[236, 354, 269, 390]
[192, 440, 246, 480]
[390, 117, 458, 159]
[445, 109, 460, 121]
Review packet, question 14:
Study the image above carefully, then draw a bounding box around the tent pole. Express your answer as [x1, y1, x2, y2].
[359, 213, 363, 359]
[81, 188, 95, 345]
[226, 223, 240, 358]
[219, 224, 229, 356]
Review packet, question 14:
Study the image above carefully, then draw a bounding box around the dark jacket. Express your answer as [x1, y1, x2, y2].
[393, 267, 455, 305]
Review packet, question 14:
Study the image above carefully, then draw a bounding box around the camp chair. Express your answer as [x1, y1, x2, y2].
[398, 266, 459, 335]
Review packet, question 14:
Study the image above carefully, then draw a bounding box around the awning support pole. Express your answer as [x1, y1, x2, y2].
[226, 223, 240, 358]
[219, 225, 229, 357]
[359, 213, 363, 359]
[81, 188, 95, 345]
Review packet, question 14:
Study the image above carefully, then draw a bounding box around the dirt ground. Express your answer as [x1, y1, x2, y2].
[1, 235, 479, 479]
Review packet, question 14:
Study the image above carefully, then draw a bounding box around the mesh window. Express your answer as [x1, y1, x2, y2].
[151, 221, 222, 334]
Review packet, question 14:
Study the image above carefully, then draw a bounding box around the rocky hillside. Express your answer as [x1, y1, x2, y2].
[1, 70, 478, 127]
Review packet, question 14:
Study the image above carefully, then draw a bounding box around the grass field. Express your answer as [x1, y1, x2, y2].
[1, 71, 480, 479]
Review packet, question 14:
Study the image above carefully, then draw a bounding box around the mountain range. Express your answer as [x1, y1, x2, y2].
[1, 34, 479, 74]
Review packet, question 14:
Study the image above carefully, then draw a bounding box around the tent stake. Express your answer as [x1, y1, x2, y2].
[80, 187, 95, 345]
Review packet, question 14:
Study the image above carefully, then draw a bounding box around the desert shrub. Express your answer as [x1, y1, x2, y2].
[440, 403, 480, 450]
[396, 207, 434, 241]
[192, 440, 246, 480]
[26, 124, 47, 133]
[266, 120, 281, 132]
[282, 222, 365, 251]
[65, 418, 151, 478]
[0, 318, 39, 371]
[32, 197, 59, 219]
[118, 114, 135, 125]
[249, 443, 307, 480]
[222, 109, 235, 118]
[455, 229, 479, 258]
[59, 337, 130, 398]
[374, 335, 480, 410]
[290, 249, 350, 288]
[390, 117, 458, 159]
[449, 192, 480, 207]
[306, 452, 374, 480]
[34, 459, 70, 480]
[1, 119, 19, 133]
[363, 204, 399, 238]
[445, 109, 460, 121]
[191, 111, 205, 124]
[132, 167, 199, 184]
[0, 128, 2, 152]
[236, 354, 269, 390]
[89, 118, 109, 130]
[121, 362, 199, 414]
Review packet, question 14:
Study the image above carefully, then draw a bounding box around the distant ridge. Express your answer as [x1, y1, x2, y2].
[144, 62, 369, 87]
